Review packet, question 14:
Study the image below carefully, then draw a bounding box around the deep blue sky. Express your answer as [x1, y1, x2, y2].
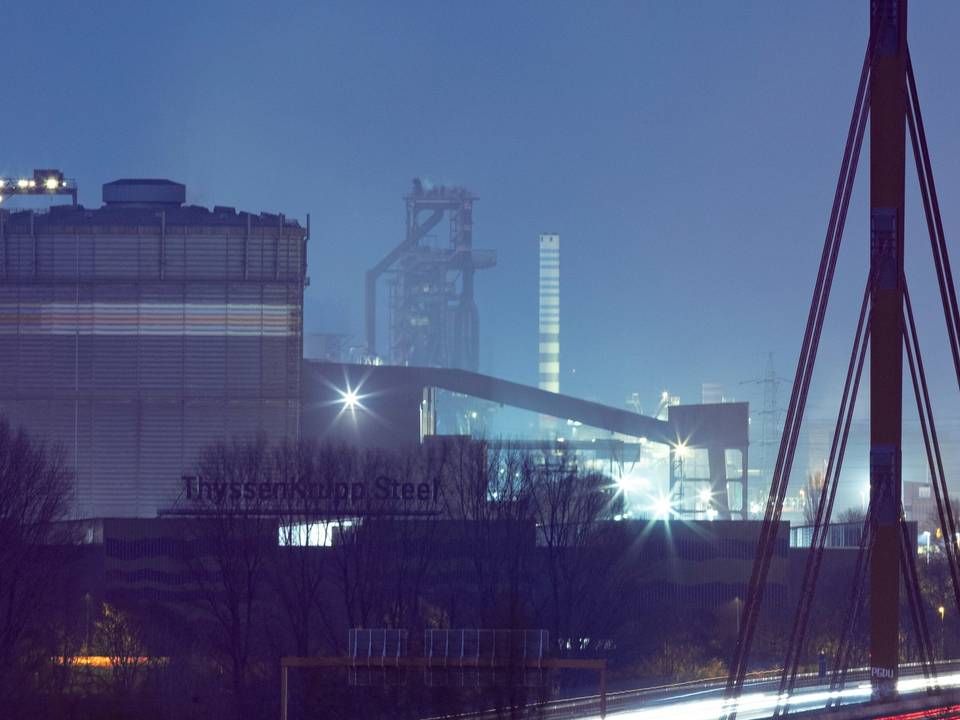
[4, 0, 960, 432]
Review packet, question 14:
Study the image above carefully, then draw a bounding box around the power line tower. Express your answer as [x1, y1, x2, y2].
[741, 353, 786, 497]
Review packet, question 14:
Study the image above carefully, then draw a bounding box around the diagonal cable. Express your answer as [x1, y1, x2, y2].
[721, 31, 874, 716]
[829, 502, 873, 704]
[905, 50, 960, 572]
[776, 280, 871, 716]
[900, 510, 937, 688]
[903, 283, 960, 622]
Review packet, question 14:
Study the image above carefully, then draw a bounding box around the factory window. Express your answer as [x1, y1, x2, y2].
[725, 449, 743, 479]
[919, 485, 931, 499]
[681, 448, 710, 480]
[726, 482, 742, 514]
[279, 520, 355, 547]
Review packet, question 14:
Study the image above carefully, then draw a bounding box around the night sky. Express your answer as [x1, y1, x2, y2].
[5, 1, 960, 485]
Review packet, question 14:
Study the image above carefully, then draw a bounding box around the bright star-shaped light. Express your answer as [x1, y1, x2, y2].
[341, 389, 360, 410]
[652, 494, 674, 520]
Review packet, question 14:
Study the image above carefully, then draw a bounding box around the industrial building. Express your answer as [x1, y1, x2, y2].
[0, 179, 306, 518]
[302, 361, 751, 519]
[66, 515, 792, 628]
[365, 180, 495, 370]
[0, 173, 754, 526]
[0, 174, 871, 719]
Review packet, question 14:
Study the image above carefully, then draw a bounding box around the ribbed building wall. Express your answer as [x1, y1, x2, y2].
[0, 202, 306, 518]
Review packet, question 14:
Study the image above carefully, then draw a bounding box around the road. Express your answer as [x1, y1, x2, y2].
[424, 662, 960, 720]
[576, 666, 960, 720]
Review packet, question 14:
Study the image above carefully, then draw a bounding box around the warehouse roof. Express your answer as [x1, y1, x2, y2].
[0, 178, 304, 231]
[0, 203, 304, 231]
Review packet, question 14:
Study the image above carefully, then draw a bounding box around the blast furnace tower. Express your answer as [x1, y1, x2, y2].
[365, 179, 495, 370]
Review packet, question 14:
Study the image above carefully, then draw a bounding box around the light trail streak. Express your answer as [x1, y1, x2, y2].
[579, 671, 960, 720]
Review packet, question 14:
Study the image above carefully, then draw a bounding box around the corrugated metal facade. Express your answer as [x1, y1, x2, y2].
[0, 199, 306, 518]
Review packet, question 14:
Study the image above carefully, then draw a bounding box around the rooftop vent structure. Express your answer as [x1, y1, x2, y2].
[102, 179, 185, 208]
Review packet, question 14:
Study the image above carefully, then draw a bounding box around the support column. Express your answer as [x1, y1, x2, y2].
[869, 0, 907, 700]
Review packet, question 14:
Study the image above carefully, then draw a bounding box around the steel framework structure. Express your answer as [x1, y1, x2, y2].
[365, 179, 495, 370]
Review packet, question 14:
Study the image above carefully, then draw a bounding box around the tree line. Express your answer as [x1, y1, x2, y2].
[2, 419, 951, 719]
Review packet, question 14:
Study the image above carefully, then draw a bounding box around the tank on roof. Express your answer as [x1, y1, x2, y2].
[102, 178, 186, 208]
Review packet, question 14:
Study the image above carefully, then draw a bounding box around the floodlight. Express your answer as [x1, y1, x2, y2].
[616, 474, 648, 493]
[652, 495, 673, 520]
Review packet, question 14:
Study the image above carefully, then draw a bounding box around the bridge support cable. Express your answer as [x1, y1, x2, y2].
[825, 273, 960, 711]
[906, 51, 960, 573]
[822, 504, 936, 705]
[824, 502, 935, 706]
[829, 503, 873, 706]
[721, 28, 875, 717]
[776, 285, 871, 716]
[907, 48, 960, 405]
[900, 510, 937, 689]
[903, 283, 960, 621]
[822, 280, 955, 709]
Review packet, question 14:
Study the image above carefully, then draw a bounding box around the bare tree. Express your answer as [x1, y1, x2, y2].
[180, 435, 278, 720]
[315, 443, 445, 649]
[94, 602, 151, 696]
[375, 442, 446, 632]
[835, 506, 866, 524]
[441, 439, 538, 630]
[802, 469, 825, 525]
[529, 452, 622, 656]
[0, 417, 73, 709]
[270, 439, 330, 658]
